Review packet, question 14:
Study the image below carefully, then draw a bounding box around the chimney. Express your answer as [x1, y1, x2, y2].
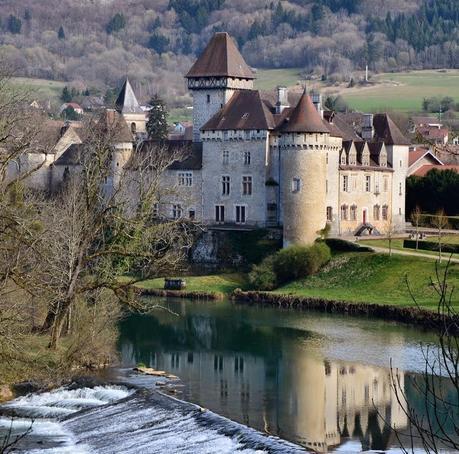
[311, 92, 323, 119]
[361, 113, 374, 141]
[276, 86, 289, 114]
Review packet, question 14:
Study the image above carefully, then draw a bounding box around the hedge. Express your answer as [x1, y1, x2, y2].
[403, 239, 459, 254]
[325, 238, 374, 253]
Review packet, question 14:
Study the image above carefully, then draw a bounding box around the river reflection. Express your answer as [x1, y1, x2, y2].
[118, 298, 449, 453]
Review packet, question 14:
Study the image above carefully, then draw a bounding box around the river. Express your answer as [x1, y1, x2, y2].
[0, 297, 456, 453]
[119, 297, 454, 453]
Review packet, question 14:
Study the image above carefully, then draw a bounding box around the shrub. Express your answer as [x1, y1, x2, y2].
[273, 243, 331, 284]
[248, 255, 277, 291]
[325, 238, 373, 253]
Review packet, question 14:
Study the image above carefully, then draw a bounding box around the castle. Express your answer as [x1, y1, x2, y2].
[15, 32, 411, 246]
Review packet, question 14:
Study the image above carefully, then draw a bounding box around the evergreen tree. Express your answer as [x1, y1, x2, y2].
[58, 26, 65, 40]
[146, 95, 168, 140]
[61, 86, 72, 103]
[61, 106, 80, 121]
[7, 15, 22, 34]
[148, 33, 170, 54]
[106, 13, 126, 34]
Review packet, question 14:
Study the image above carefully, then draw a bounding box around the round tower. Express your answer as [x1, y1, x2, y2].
[280, 92, 330, 247]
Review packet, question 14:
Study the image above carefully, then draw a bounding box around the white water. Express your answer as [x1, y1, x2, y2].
[0, 384, 305, 453]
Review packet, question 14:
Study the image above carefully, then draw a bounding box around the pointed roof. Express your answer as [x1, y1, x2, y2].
[202, 90, 275, 131]
[115, 78, 143, 114]
[186, 32, 255, 79]
[373, 113, 410, 146]
[281, 92, 330, 133]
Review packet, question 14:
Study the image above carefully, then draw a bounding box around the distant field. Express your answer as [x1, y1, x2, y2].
[342, 70, 459, 113]
[8, 77, 65, 105]
[254, 68, 303, 91]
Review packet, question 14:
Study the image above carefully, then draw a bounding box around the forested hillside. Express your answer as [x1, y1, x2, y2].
[0, 0, 458, 103]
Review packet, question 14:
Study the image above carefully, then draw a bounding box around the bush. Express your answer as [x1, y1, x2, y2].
[403, 239, 459, 253]
[248, 255, 277, 291]
[273, 243, 331, 285]
[325, 238, 373, 253]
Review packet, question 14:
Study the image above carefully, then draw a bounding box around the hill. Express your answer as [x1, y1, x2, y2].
[0, 0, 458, 108]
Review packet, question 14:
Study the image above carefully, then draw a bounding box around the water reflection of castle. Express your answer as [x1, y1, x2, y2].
[122, 341, 407, 453]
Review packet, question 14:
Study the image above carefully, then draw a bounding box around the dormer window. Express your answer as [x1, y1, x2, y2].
[362, 150, 370, 166]
[349, 150, 356, 166]
[380, 151, 387, 167]
[340, 151, 347, 165]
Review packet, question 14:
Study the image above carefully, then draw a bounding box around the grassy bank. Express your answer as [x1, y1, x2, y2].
[276, 252, 459, 309]
[135, 273, 248, 295]
[137, 253, 459, 311]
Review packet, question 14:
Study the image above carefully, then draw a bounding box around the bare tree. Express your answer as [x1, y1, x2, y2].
[391, 259, 459, 453]
[410, 206, 423, 250]
[431, 210, 449, 263]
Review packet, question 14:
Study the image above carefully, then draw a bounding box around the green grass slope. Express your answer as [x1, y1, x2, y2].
[276, 253, 459, 309]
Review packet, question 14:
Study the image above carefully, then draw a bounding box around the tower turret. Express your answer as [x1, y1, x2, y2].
[115, 78, 147, 138]
[186, 32, 255, 142]
[280, 92, 331, 246]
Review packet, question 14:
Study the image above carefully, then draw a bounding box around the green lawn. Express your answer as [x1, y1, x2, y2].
[135, 273, 248, 294]
[255, 68, 303, 91]
[8, 77, 66, 104]
[276, 252, 459, 309]
[342, 70, 459, 113]
[359, 236, 459, 259]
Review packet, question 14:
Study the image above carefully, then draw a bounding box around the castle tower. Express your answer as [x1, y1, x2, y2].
[186, 32, 255, 142]
[280, 92, 331, 247]
[115, 78, 146, 138]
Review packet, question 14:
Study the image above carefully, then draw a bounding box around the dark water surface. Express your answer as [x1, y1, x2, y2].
[118, 298, 452, 453]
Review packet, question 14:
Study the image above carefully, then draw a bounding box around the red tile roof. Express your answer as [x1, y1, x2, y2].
[412, 164, 459, 177]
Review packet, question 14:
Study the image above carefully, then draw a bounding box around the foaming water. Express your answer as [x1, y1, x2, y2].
[0, 384, 303, 453]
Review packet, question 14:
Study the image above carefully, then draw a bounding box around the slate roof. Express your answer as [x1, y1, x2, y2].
[202, 90, 275, 131]
[373, 113, 411, 146]
[115, 78, 143, 114]
[281, 92, 330, 133]
[186, 32, 255, 80]
[134, 140, 202, 171]
[54, 143, 84, 166]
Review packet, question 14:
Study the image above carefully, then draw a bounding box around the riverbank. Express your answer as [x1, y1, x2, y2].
[136, 252, 459, 311]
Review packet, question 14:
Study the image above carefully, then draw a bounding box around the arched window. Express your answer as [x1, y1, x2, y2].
[341, 204, 348, 220]
[131, 122, 136, 134]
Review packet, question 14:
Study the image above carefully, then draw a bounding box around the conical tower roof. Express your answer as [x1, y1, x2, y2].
[186, 32, 255, 79]
[115, 78, 143, 114]
[282, 91, 329, 133]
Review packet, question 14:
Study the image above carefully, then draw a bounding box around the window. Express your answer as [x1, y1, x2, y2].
[349, 151, 356, 166]
[244, 130, 251, 140]
[215, 205, 225, 223]
[222, 175, 230, 195]
[222, 150, 229, 164]
[362, 151, 370, 166]
[384, 177, 389, 192]
[235, 205, 246, 224]
[131, 122, 136, 134]
[326, 206, 333, 222]
[365, 175, 371, 192]
[292, 177, 301, 193]
[400, 159, 403, 167]
[172, 204, 182, 219]
[326, 179, 328, 194]
[350, 204, 357, 221]
[242, 176, 252, 195]
[340, 151, 347, 165]
[341, 204, 348, 220]
[267, 203, 277, 222]
[382, 205, 388, 220]
[207, 94, 210, 103]
[243, 151, 251, 165]
[189, 209, 195, 220]
[373, 205, 380, 221]
[178, 172, 193, 187]
[342, 175, 349, 192]
[399, 182, 403, 196]
[153, 203, 159, 218]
